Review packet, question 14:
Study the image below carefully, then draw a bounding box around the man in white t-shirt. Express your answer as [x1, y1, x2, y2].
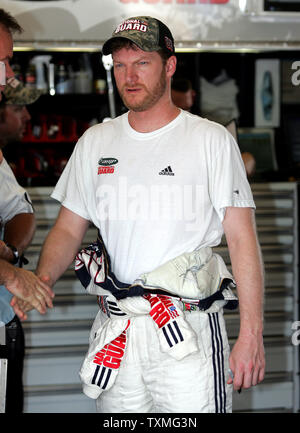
[0, 8, 54, 413]
[0, 8, 54, 314]
[12, 16, 265, 413]
[0, 73, 54, 412]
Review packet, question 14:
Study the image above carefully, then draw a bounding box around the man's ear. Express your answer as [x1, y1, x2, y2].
[166, 55, 177, 78]
[192, 89, 196, 103]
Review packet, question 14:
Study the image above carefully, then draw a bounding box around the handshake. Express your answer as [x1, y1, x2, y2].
[1, 259, 55, 321]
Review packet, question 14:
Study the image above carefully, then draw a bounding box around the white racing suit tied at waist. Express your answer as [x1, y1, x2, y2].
[75, 235, 238, 400]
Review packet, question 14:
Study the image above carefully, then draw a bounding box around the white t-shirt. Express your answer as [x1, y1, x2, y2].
[0, 157, 33, 227]
[52, 110, 255, 283]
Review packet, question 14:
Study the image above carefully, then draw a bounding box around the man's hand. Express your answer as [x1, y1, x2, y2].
[10, 297, 32, 321]
[227, 332, 265, 391]
[5, 265, 55, 320]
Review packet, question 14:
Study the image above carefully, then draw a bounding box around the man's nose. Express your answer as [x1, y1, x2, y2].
[22, 107, 31, 122]
[125, 66, 138, 85]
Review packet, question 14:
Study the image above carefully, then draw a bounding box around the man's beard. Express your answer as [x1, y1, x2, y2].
[119, 68, 167, 112]
[0, 131, 22, 147]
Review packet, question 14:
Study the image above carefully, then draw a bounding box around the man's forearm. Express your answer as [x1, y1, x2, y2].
[36, 206, 89, 287]
[223, 207, 264, 334]
[4, 213, 36, 257]
[229, 234, 264, 335]
[36, 227, 83, 287]
[0, 258, 15, 286]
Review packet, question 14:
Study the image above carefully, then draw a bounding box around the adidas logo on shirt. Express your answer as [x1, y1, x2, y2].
[159, 166, 175, 176]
